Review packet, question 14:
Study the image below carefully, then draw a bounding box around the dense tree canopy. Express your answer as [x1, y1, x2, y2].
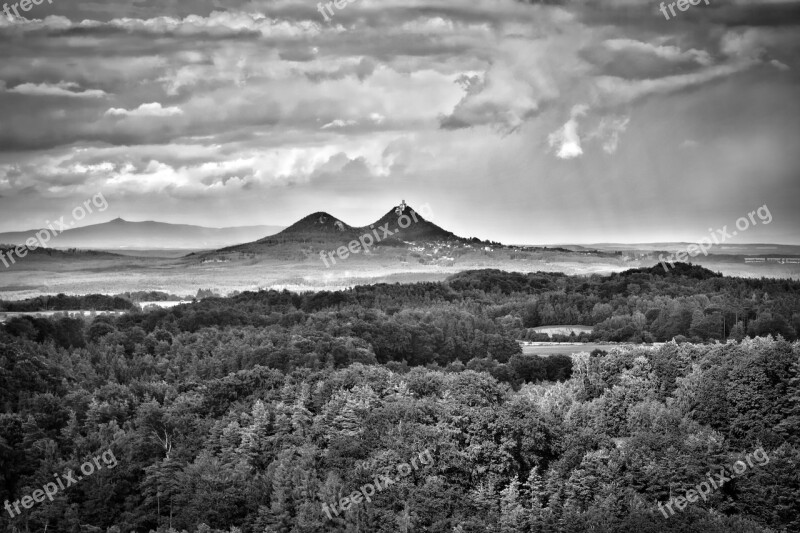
[1, 266, 798, 532]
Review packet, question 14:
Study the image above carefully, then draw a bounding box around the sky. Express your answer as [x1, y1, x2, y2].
[0, 0, 798, 245]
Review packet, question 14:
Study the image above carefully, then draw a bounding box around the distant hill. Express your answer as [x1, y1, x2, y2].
[0, 245, 122, 268]
[0, 218, 284, 250]
[572, 242, 800, 256]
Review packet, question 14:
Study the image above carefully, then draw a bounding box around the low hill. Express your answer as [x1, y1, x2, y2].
[0, 245, 122, 268]
[621, 262, 723, 280]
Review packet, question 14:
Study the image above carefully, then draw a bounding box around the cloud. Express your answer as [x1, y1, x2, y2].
[321, 119, 357, 129]
[548, 104, 589, 159]
[770, 59, 790, 70]
[0, 0, 798, 244]
[6, 81, 108, 98]
[593, 62, 753, 106]
[603, 39, 713, 67]
[103, 11, 321, 38]
[439, 15, 585, 132]
[681, 139, 699, 149]
[589, 115, 630, 154]
[441, 64, 541, 132]
[721, 29, 765, 60]
[579, 38, 718, 83]
[105, 102, 184, 117]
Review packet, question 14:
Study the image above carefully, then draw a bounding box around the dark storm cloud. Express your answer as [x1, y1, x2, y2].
[700, 1, 800, 27]
[580, 39, 713, 79]
[564, 0, 800, 28]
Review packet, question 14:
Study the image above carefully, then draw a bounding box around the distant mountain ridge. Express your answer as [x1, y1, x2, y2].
[563, 243, 800, 256]
[0, 218, 285, 250]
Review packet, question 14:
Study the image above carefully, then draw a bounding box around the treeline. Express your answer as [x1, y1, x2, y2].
[132, 264, 798, 343]
[2, 265, 799, 359]
[0, 290, 189, 312]
[0, 294, 134, 312]
[117, 291, 186, 302]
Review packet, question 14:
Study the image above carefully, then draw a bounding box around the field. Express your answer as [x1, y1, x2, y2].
[531, 325, 594, 336]
[519, 342, 660, 356]
[0, 248, 632, 300]
[1, 245, 799, 300]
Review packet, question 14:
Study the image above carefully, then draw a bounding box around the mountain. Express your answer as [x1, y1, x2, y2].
[0, 218, 284, 250]
[219, 203, 470, 255]
[371, 203, 460, 244]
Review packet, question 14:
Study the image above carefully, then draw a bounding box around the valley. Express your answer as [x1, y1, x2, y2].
[1, 203, 799, 300]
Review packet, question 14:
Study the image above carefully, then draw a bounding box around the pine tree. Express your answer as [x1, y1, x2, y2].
[500, 479, 525, 533]
[775, 357, 800, 445]
[526, 468, 547, 531]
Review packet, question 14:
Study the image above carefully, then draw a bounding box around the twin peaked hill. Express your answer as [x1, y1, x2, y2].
[220, 203, 467, 254]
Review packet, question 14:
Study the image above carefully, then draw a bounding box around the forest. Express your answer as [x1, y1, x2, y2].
[1, 264, 799, 532]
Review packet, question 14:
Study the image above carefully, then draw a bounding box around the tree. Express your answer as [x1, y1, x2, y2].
[141, 458, 184, 530]
[730, 321, 746, 341]
[509, 354, 546, 383]
[500, 478, 526, 533]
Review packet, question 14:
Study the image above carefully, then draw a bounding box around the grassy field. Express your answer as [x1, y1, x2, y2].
[532, 325, 594, 335]
[520, 343, 663, 356]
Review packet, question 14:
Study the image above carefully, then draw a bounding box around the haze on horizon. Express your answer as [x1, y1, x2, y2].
[1, 0, 798, 246]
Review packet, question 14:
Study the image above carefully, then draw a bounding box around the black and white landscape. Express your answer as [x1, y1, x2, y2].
[1, 0, 799, 532]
